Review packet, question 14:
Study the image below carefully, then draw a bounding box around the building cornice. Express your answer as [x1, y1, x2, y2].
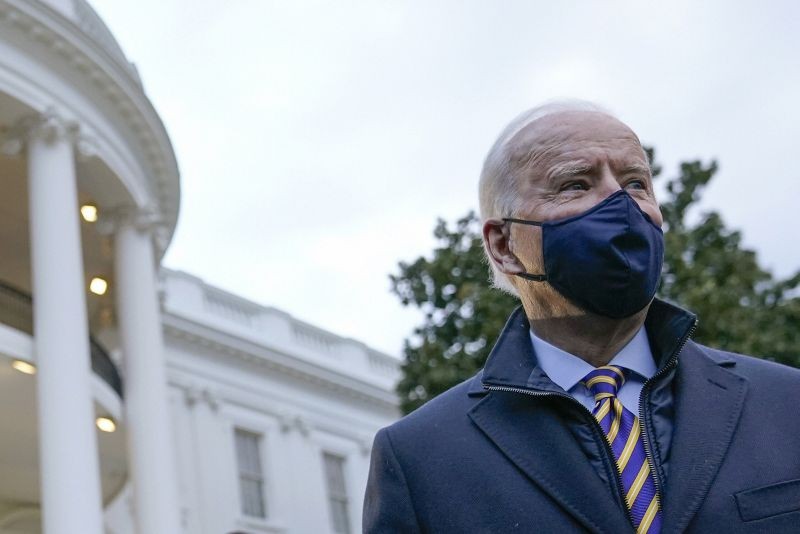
[170, 378, 375, 456]
[0, 0, 180, 257]
[162, 312, 399, 411]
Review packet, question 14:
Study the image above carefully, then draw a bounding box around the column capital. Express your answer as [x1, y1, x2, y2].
[97, 205, 171, 257]
[1, 108, 84, 156]
[182, 385, 201, 408]
[179, 384, 220, 411]
[97, 205, 167, 236]
[278, 412, 310, 436]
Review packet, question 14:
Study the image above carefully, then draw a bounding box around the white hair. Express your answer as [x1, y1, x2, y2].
[478, 99, 615, 295]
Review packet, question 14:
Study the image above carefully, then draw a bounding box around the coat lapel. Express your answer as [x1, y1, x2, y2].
[471, 307, 632, 533]
[469, 392, 634, 534]
[660, 342, 748, 534]
[472, 302, 748, 533]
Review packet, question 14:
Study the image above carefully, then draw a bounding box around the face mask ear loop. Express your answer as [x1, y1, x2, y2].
[500, 218, 548, 282]
[502, 217, 543, 227]
[501, 217, 547, 281]
[515, 272, 547, 282]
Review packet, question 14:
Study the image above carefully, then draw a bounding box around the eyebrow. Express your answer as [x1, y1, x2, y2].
[546, 162, 594, 181]
[619, 163, 651, 175]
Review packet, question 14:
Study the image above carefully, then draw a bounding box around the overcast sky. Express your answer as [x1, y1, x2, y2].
[92, 0, 799, 356]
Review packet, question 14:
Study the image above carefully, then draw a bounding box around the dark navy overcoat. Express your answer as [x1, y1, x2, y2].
[364, 301, 800, 533]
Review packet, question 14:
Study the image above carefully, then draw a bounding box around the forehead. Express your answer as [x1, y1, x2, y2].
[507, 111, 645, 171]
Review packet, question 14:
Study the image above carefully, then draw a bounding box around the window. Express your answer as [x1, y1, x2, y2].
[234, 428, 267, 519]
[323, 452, 351, 534]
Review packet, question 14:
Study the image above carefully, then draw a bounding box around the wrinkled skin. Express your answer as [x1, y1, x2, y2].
[483, 110, 663, 366]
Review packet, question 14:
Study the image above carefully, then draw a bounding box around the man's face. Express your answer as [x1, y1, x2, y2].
[503, 110, 663, 314]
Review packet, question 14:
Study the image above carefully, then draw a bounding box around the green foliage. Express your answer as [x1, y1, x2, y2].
[391, 148, 800, 414]
[650, 148, 800, 366]
[389, 213, 518, 415]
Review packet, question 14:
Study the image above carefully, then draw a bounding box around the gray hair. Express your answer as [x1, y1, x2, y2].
[478, 99, 614, 295]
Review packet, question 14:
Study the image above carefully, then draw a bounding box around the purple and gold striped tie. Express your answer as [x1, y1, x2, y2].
[582, 366, 662, 534]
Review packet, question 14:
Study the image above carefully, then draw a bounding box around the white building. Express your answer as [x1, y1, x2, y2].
[0, 1, 400, 533]
[156, 270, 400, 534]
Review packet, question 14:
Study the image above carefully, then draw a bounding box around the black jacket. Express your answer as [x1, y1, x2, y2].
[364, 300, 800, 533]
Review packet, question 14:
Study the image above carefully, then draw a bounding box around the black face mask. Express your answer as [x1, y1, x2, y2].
[503, 190, 664, 319]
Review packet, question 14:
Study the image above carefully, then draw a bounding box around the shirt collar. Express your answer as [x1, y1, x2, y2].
[530, 325, 656, 393]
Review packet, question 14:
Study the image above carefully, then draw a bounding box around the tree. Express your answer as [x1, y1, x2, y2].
[390, 149, 800, 414]
[652, 148, 800, 366]
[389, 213, 517, 414]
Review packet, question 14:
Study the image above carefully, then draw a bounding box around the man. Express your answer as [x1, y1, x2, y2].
[363, 101, 800, 533]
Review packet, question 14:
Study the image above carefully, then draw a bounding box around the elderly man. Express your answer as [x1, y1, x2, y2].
[363, 101, 800, 533]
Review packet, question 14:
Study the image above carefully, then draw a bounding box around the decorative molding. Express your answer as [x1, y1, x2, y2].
[160, 269, 401, 386]
[0, 0, 180, 257]
[295, 415, 310, 437]
[180, 383, 220, 412]
[1, 107, 83, 155]
[182, 385, 200, 408]
[201, 387, 220, 411]
[156, 277, 168, 309]
[162, 315, 399, 411]
[276, 412, 311, 436]
[169, 367, 384, 445]
[70, 0, 139, 82]
[97, 204, 170, 241]
[152, 225, 172, 254]
[202, 287, 260, 328]
[75, 135, 97, 160]
[277, 412, 293, 434]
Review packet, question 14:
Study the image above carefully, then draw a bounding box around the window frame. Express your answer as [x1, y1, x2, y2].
[233, 427, 269, 520]
[322, 451, 352, 534]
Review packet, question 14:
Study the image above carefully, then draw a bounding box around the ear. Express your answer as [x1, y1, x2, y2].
[482, 218, 526, 275]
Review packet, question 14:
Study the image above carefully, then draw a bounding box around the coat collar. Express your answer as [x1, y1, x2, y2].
[478, 299, 701, 392]
[468, 299, 747, 533]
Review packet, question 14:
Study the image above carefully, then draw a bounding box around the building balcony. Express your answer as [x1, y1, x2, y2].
[0, 281, 123, 397]
[0, 280, 127, 530]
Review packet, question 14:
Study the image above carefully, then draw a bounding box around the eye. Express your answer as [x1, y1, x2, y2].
[624, 179, 647, 191]
[560, 181, 589, 192]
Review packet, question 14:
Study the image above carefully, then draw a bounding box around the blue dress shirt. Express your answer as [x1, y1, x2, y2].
[530, 326, 656, 415]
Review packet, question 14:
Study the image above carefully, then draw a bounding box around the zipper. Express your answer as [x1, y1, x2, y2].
[637, 317, 698, 500]
[482, 316, 698, 528]
[482, 384, 637, 527]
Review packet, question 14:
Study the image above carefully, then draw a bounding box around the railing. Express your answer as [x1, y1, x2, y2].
[292, 322, 338, 354]
[165, 270, 402, 381]
[202, 289, 259, 328]
[368, 350, 399, 378]
[0, 281, 123, 397]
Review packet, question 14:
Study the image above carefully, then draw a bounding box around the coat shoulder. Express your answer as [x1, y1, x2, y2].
[692, 342, 800, 390]
[381, 371, 485, 445]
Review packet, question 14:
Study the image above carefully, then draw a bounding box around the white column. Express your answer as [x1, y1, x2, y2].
[112, 209, 182, 534]
[184, 386, 237, 534]
[13, 111, 105, 534]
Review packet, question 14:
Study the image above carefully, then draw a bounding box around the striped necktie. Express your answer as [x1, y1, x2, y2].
[581, 365, 662, 534]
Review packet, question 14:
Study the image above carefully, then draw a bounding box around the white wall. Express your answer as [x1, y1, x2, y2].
[160, 269, 400, 534]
